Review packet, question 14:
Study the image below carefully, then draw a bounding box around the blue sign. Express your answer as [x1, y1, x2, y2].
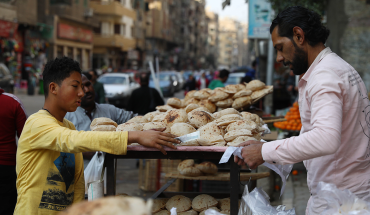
[248, 0, 272, 39]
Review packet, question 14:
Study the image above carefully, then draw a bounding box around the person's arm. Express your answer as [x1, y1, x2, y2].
[15, 101, 27, 138]
[261, 70, 343, 165]
[109, 105, 137, 124]
[73, 153, 85, 203]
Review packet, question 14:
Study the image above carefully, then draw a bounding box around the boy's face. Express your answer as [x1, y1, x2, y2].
[57, 71, 85, 112]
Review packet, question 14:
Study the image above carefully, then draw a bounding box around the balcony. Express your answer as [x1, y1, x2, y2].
[90, 1, 136, 20]
[94, 34, 135, 51]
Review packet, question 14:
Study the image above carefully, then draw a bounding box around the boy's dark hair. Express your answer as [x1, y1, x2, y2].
[219, 69, 230, 79]
[43, 57, 82, 98]
[83, 72, 92, 80]
[270, 6, 330, 46]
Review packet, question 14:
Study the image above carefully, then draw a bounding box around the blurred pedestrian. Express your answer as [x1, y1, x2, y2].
[88, 69, 106, 104]
[245, 60, 257, 80]
[183, 74, 197, 94]
[208, 69, 230, 90]
[240, 76, 252, 84]
[0, 88, 27, 215]
[196, 72, 209, 90]
[65, 73, 137, 167]
[127, 74, 164, 115]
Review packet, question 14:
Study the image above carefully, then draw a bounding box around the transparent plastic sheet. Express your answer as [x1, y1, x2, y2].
[242, 185, 296, 215]
[84, 151, 105, 192]
[204, 209, 229, 215]
[170, 207, 177, 215]
[309, 182, 370, 215]
[219, 146, 293, 196]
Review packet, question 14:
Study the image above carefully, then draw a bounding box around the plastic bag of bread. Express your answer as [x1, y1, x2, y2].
[192, 194, 218, 212]
[198, 99, 216, 113]
[188, 110, 215, 128]
[58, 196, 152, 215]
[245, 80, 266, 91]
[116, 122, 143, 131]
[166, 195, 192, 212]
[163, 109, 188, 127]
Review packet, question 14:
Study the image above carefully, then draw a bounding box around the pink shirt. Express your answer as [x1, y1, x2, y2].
[262, 48, 370, 203]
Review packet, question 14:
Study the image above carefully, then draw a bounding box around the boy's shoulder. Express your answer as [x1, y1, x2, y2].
[27, 110, 75, 130]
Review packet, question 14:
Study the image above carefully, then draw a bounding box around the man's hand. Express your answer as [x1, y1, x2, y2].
[234, 140, 265, 169]
[128, 128, 180, 155]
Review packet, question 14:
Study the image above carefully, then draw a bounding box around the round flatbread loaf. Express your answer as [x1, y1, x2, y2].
[152, 199, 168, 213]
[227, 136, 257, 146]
[213, 108, 240, 119]
[179, 166, 203, 176]
[185, 98, 200, 106]
[240, 112, 258, 122]
[171, 123, 196, 136]
[152, 113, 166, 122]
[127, 116, 148, 123]
[116, 122, 143, 131]
[245, 80, 265, 91]
[224, 129, 253, 142]
[178, 209, 198, 215]
[188, 110, 215, 128]
[167, 97, 183, 108]
[199, 207, 220, 215]
[192, 107, 211, 113]
[179, 139, 200, 146]
[209, 90, 229, 102]
[91, 125, 117, 131]
[213, 141, 227, 146]
[166, 195, 192, 212]
[185, 104, 200, 113]
[178, 159, 194, 171]
[195, 162, 218, 175]
[218, 198, 230, 211]
[90, 117, 117, 129]
[144, 112, 161, 122]
[264, 85, 273, 93]
[217, 107, 226, 112]
[194, 90, 211, 100]
[154, 210, 170, 215]
[198, 122, 225, 136]
[215, 98, 233, 108]
[250, 90, 266, 100]
[215, 114, 244, 123]
[232, 89, 253, 99]
[198, 100, 216, 113]
[143, 122, 171, 133]
[156, 105, 174, 112]
[236, 84, 246, 91]
[223, 85, 239, 94]
[226, 120, 258, 132]
[192, 194, 218, 212]
[163, 109, 188, 126]
[232, 96, 252, 109]
[58, 196, 152, 215]
[184, 90, 197, 101]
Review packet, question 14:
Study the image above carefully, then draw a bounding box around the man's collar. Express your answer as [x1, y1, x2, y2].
[301, 47, 332, 82]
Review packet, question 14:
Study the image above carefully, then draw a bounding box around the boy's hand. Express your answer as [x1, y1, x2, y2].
[129, 128, 179, 155]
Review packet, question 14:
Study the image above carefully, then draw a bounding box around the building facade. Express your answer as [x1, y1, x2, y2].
[205, 8, 219, 70]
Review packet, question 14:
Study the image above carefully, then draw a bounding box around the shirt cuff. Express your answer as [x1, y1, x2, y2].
[262, 141, 282, 164]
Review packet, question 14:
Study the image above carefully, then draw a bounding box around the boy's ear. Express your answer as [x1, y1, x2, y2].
[49, 82, 58, 96]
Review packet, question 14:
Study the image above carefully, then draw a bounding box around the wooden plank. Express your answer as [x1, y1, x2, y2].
[264, 118, 287, 123]
[165, 171, 270, 181]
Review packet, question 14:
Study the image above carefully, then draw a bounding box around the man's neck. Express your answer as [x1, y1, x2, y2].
[307, 43, 326, 67]
[81, 103, 96, 115]
[43, 101, 66, 122]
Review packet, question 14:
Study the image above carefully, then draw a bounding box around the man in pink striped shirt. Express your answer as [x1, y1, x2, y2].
[235, 6, 370, 213]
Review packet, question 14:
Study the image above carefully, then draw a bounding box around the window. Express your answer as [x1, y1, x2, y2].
[131, 26, 135, 37]
[76, 49, 82, 65]
[67, 47, 73, 59]
[57, 46, 64, 58]
[93, 23, 101, 34]
[114, 24, 120, 34]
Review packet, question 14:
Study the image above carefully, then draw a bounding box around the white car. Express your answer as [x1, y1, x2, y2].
[98, 73, 139, 108]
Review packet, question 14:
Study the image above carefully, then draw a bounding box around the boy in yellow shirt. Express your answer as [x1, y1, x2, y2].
[14, 57, 179, 215]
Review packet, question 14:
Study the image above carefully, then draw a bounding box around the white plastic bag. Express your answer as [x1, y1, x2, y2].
[242, 186, 296, 215]
[170, 207, 177, 215]
[310, 182, 370, 215]
[84, 152, 105, 192]
[204, 208, 228, 215]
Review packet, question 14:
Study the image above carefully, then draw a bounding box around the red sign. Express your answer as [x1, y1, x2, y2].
[57, 23, 93, 43]
[0, 20, 18, 38]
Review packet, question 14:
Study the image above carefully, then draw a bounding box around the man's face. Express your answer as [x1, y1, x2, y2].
[81, 75, 96, 108]
[89, 71, 96, 81]
[57, 71, 84, 112]
[271, 26, 308, 75]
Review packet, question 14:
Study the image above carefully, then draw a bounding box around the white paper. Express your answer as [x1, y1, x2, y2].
[176, 131, 200, 143]
[170, 207, 177, 215]
[262, 124, 271, 135]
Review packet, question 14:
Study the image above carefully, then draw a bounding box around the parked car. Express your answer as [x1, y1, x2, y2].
[175, 72, 185, 91]
[0, 63, 14, 93]
[224, 72, 246, 86]
[98, 73, 139, 108]
[149, 72, 176, 97]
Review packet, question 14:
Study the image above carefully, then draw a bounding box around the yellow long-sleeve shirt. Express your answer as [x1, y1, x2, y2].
[14, 110, 128, 215]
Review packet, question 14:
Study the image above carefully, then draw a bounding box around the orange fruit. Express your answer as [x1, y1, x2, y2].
[292, 170, 298, 175]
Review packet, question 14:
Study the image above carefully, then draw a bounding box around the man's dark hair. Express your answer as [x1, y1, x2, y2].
[83, 72, 92, 80]
[270, 6, 330, 46]
[219, 69, 230, 79]
[140, 73, 149, 86]
[43, 57, 82, 98]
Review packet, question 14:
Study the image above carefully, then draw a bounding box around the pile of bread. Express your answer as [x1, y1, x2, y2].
[158, 80, 272, 112]
[153, 194, 233, 215]
[90, 106, 265, 147]
[177, 160, 218, 177]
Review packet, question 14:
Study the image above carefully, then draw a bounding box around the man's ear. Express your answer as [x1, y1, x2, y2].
[292, 26, 305, 46]
[49, 82, 58, 96]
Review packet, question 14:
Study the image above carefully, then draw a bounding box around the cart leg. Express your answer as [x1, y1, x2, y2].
[230, 158, 240, 215]
[106, 153, 115, 196]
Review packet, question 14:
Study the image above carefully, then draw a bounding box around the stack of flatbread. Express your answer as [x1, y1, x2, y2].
[90, 117, 118, 131]
[177, 159, 218, 176]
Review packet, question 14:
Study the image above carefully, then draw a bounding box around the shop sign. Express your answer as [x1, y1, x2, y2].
[57, 23, 93, 43]
[0, 20, 18, 38]
[248, 0, 272, 39]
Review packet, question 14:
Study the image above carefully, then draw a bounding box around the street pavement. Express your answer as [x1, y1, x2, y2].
[16, 88, 309, 214]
